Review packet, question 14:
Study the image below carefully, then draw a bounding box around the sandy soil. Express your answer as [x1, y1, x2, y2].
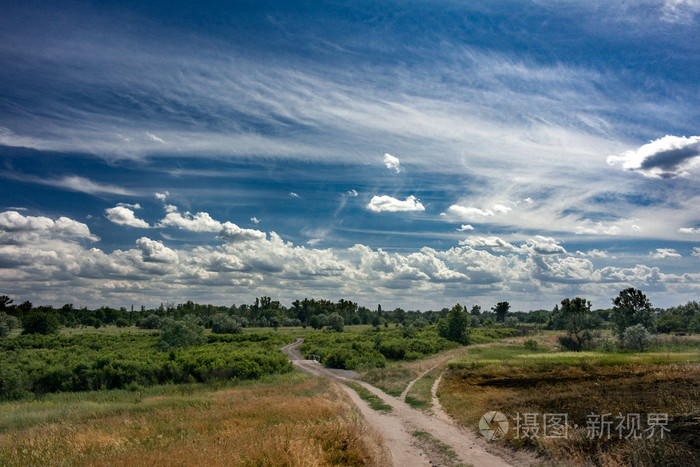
[282, 338, 530, 467]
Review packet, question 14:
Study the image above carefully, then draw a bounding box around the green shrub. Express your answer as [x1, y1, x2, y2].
[0, 312, 19, 338]
[21, 312, 60, 335]
[622, 324, 652, 352]
[523, 339, 538, 351]
[159, 316, 206, 351]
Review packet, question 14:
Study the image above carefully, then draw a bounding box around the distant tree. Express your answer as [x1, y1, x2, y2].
[0, 296, 14, 311]
[0, 311, 20, 338]
[21, 312, 60, 335]
[611, 288, 655, 338]
[158, 315, 206, 351]
[470, 305, 481, 316]
[309, 315, 324, 330]
[438, 304, 471, 345]
[115, 317, 130, 328]
[493, 302, 510, 322]
[504, 316, 519, 327]
[326, 312, 345, 332]
[558, 297, 595, 351]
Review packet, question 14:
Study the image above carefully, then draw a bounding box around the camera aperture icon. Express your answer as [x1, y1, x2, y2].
[479, 411, 509, 440]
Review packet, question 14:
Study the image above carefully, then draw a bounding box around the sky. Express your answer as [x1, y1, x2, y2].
[1, 0, 699, 311]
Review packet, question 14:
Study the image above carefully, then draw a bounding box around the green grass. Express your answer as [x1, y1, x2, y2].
[58, 325, 155, 335]
[447, 340, 699, 370]
[405, 367, 442, 410]
[345, 382, 392, 412]
[411, 430, 465, 466]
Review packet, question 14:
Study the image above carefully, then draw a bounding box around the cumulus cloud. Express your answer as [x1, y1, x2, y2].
[158, 211, 222, 232]
[679, 227, 700, 234]
[649, 248, 681, 259]
[445, 205, 494, 219]
[136, 237, 178, 263]
[366, 195, 425, 213]
[250, 217, 260, 224]
[0, 210, 97, 241]
[525, 236, 567, 255]
[383, 153, 401, 173]
[457, 224, 474, 231]
[607, 135, 700, 178]
[105, 206, 149, 228]
[219, 222, 266, 243]
[155, 191, 169, 201]
[692, 247, 700, 258]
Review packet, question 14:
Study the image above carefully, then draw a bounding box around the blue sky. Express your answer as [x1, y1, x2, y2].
[1, 0, 699, 311]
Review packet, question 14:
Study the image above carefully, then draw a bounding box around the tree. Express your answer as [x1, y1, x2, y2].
[158, 315, 206, 351]
[0, 311, 20, 338]
[611, 288, 655, 338]
[21, 312, 60, 335]
[493, 302, 510, 322]
[470, 305, 481, 316]
[211, 313, 242, 334]
[326, 312, 345, 332]
[558, 297, 596, 351]
[438, 304, 471, 345]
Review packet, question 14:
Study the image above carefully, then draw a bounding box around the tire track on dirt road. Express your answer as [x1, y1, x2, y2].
[282, 338, 517, 467]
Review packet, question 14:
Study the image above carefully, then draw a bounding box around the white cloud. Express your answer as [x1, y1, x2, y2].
[459, 236, 516, 251]
[347, 189, 359, 197]
[18, 175, 135, 196]
[525, 236, 566, 255]
[250, 217, 260, 224]
[158, 211, 222, 232]
[105, 206, 149, 228]
[649, 248, 682, 259]
[155, 191, 169, 201]
[383, 153, 401, 173]
[307, 239, 322, 246]
[290, 192, 300, 198]
[445, 205, 494, 219]
[692, 247, 700, 258]
[367, 195, 425, 213]
[607, 135, 700, 178]
[219, 222, 266, 243]
[493, 204, 512, 214]
[578, 249, 609, 258]
[0, 210, 97, 241]
[136, 237, 178, 263]
[146, 132, 166, 144]
[117, 202, 141, 209]
[457, 224, 474, 231]
[679, 227, 700, 234]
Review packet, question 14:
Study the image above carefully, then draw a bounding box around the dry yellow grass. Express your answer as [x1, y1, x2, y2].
[0, 374, 389, 466]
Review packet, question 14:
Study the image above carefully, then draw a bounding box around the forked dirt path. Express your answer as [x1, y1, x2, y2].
[282, 338, 523, 467]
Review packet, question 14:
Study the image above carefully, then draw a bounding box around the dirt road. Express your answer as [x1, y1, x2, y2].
[282, 338, 526, 467]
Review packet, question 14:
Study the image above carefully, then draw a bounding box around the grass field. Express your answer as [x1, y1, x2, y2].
[438, 339, 700, 466]
[0, 373, 388, 466]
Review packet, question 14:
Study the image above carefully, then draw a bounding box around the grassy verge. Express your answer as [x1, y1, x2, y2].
[439, 341, 700, 466]
[0, 372, 389, 466]
[405, 367, 442, 410]
[411, 430, 465, 466]
[345, 382, 392, 412]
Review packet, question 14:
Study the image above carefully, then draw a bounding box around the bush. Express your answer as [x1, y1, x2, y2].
[211, 313, 242, 334]
[622, 324, 652, 352]
[138, 314, 161, 329]
[326, 312, 345, 332]
[21, 312, 60, 335]
[159, 315, 206, 351]
[523, 339, 538, 351]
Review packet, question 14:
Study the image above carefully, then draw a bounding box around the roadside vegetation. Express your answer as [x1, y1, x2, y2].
[345, 382, 393, 412]
[0, 373, 388, 466]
